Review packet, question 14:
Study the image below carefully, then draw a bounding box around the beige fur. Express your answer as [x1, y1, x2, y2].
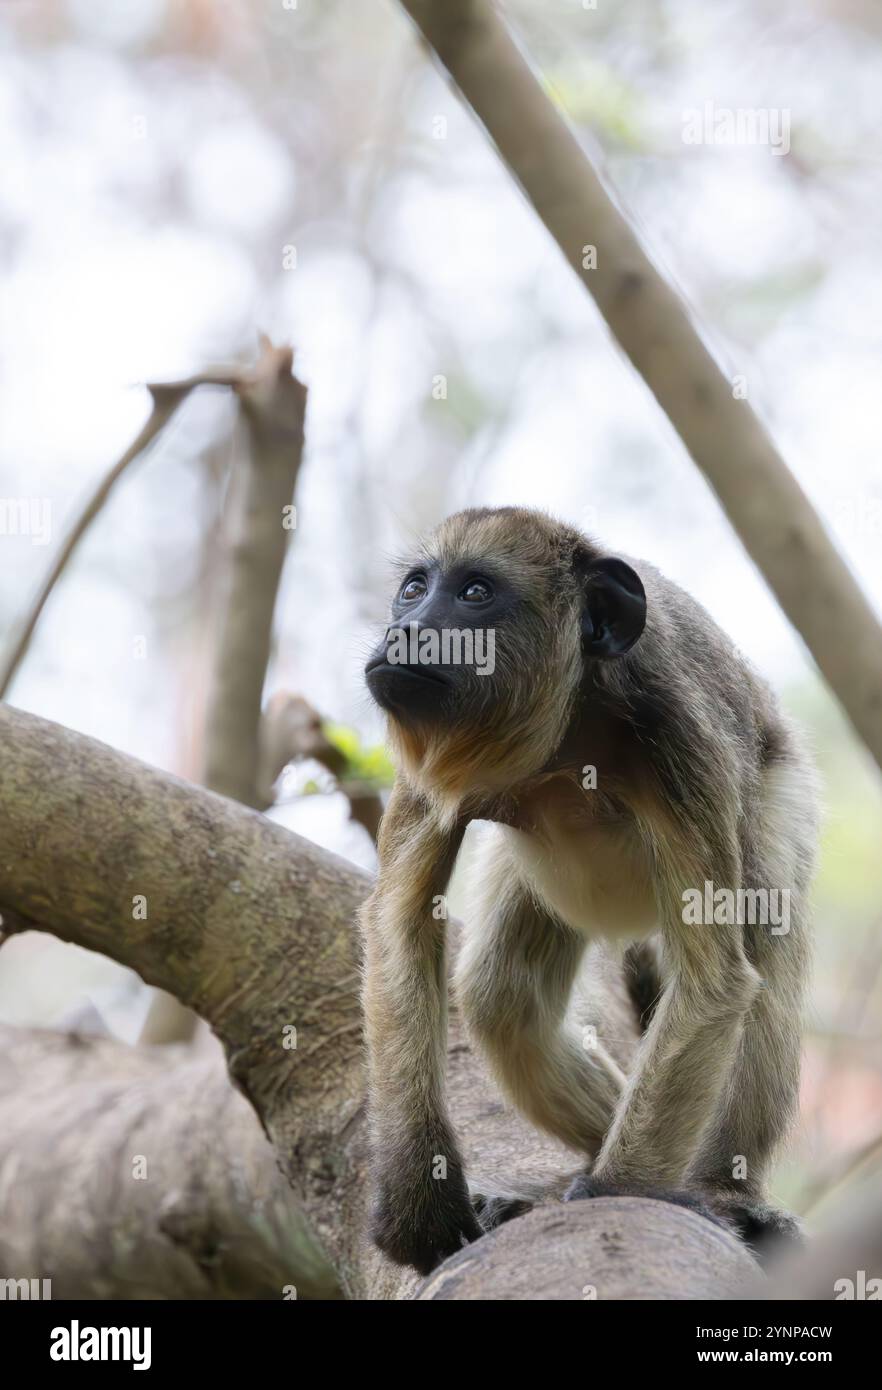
[360, 507, 819, 1271]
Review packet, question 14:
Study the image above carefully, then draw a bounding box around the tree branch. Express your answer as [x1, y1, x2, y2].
[396, 0, 882, 773]
[0, 371, 243, 701]
[140, 340, 308, 1044]
[0, 1024, 342, 1300]
[413, 1198, 757, 1301]
[0, 702, 369, 1286]
[202, 342, 308, 808]
[0, 702, 759, 1299]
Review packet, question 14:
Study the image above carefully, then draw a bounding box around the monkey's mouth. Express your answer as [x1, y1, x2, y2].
[365, 657, 453, 714]
[365, 657, 450, 685]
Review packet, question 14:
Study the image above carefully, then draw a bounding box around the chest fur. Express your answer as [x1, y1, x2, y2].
[507, 786, 659, 940]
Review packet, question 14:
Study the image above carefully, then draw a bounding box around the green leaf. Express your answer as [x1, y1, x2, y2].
[322, 722, 395, 789]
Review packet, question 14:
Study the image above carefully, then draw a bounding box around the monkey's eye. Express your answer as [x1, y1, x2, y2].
[458, 578, 493, 604]
[399, 574, 428, 603]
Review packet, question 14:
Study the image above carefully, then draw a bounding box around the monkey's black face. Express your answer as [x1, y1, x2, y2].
[366, 508, 647, 778]
[365, 564, 508, 723]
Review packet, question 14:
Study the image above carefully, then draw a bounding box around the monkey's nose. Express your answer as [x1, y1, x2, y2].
[385, 619, 426, 654]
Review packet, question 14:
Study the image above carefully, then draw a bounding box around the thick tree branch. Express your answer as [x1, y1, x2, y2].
[396, 0, 882, 773]
[0, 703, 761, 1298]
[413, 1199, 757, 1301]
[0, 703, 368, 1285]
[0, 1022, 755, 1301]
[0, 1025, 341, 1300]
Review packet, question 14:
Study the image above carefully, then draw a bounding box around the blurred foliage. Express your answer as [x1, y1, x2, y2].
[322, 721, 395, 790]
[789, 680, 882, 924]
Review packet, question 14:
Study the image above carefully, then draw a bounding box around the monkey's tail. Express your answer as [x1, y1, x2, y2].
[623, 940, 663, 1034]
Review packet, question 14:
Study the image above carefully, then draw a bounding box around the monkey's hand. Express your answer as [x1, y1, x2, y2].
[472, 1192, 534, 1232]
[371, 1140, 483, 1275]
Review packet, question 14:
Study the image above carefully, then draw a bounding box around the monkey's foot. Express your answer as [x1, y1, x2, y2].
[471, 1192, 534, 1233]
[563, 1173, 728, 1232]
[708, 1193, 803, 1265]
[371, 1169, 483, 1276]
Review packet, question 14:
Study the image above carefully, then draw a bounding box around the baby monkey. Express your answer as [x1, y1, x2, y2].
[361, 506, 817, 1275]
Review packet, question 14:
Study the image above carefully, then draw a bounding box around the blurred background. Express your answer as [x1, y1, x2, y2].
[0, 0, 880, 1226]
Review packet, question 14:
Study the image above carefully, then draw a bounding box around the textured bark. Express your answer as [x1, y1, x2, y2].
[140, 342, 308, 1044]
[396, 0, 882, 774]
[0, 704, 757, 1299]
[0, 1025, 340, 1300]
[0, 1024, 755, 1301]
[202, 344, 307, 809]
[414, 1199, 758, 1301]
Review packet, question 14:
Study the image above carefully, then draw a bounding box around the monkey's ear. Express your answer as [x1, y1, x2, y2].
[579, 557, 646, 657]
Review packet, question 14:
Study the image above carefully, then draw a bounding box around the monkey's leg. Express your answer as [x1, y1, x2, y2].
[455, 837, 624, 1156]
[685, 882, 811, 1252]
[360, 783, 482, 1274]
[681, 756, 817, 1254]
[582, 843, 762, 1190]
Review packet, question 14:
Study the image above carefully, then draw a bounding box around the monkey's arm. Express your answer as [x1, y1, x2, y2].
[360, 780, 481, 1273]
[587, 834, 762, 1189]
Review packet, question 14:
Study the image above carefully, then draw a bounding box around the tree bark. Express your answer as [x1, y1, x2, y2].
[140, 341, 308, 1044]
[202, 344, 307, 809]
[414, 1199, 757, 1301]
[0, 1024, 340, 1300]
[396, 0, 882, 775]
[0, 703, 762, 1298]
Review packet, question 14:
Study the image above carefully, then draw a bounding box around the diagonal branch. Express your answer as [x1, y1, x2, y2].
[0, 370, 244, 700]
[396, 0, 882, 774]
[0, 701, 369, 1285]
